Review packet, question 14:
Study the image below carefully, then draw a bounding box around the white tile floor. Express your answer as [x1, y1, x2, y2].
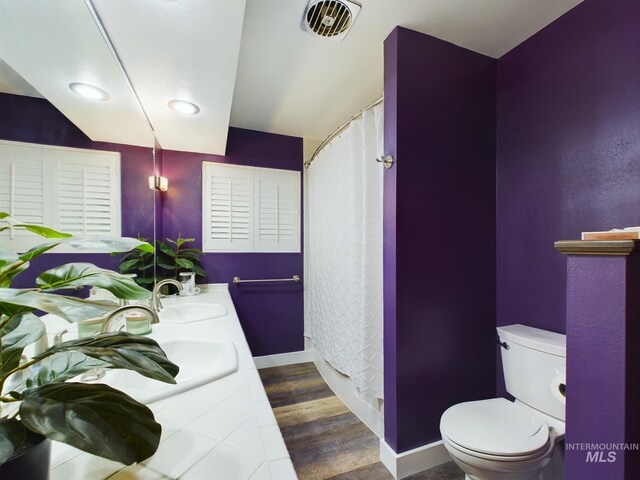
[48, 285, 297, 480]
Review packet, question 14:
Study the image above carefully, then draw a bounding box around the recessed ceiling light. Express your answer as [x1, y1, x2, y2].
[168, 99, 200, 115]
[69, 82, 110, 101]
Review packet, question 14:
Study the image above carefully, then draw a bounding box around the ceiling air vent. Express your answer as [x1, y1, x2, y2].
[301, 0, 361, 42]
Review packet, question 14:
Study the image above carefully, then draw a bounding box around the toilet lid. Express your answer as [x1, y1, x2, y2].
[440, 398, 549, 457]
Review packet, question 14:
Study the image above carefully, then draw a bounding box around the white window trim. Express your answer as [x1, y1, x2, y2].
[202, 162, 301, 253]
[0, 139, 122, 254]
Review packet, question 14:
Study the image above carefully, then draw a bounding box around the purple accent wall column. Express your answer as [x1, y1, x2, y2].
[383, 27, 399, 453]
[556, 241, 640, 480]
[383, 27, 497, 453]
[0, 93, 155, 287]
[161, 128, 304, 357]
[496, 0, 640, 393]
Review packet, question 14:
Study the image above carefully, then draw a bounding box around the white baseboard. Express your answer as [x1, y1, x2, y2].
[253, 350, 314, 369]
[305, 339, 384, 438]
[379, 439, 451, 479]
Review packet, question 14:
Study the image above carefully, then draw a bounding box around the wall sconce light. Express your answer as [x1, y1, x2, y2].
[148, 175, 169, 192]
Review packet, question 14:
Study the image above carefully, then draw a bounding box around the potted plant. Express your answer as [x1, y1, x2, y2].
[119, 235, 206, 291]
[116, 236, 156, 289]
[156, 235, 206, 282]
[0, 213, 179, 479]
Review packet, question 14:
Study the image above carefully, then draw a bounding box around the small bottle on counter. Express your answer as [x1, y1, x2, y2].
[78, 317, 105, 338]
[125, 311, 152, 335]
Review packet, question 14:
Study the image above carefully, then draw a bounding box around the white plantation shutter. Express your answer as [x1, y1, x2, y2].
[0, 140, 120, 251]
[203, 162, 300, 252]
[203, 163, 254, 251]
[52, 150, 120, 237]
[0, 142, 52, 249]
[256, 169, 300, 252]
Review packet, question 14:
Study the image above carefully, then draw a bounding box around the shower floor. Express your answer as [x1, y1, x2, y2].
[258, 362, 463, 480]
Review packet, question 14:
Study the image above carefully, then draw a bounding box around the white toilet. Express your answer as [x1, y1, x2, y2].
[440, 324, 566, 480]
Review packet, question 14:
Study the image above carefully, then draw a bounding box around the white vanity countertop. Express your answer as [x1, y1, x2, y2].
[48, 284, 298, 480]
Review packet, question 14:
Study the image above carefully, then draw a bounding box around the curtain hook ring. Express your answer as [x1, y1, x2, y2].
[376, 155, 394, 169]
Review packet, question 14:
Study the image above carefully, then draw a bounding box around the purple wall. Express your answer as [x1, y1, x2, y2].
[560, 247, 640, 479]
[496, 0, 640, 394]
[384, 27, 497, 453]
[0, 93, 155, 288]
[0, 93, 303, 357]
[161, 128, 304, 357]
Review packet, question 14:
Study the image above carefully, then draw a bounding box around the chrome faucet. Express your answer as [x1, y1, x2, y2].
[100, 305, 159, 333]
[151, 279, 183, 312]
[33, 331, 50, 356]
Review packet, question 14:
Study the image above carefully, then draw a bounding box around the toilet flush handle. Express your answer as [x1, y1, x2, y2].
[498, 340, 510, 350]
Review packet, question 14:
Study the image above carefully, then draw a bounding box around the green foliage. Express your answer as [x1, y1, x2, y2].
[119, 235, 206, 291]
[158, 236, 207, 281]
[116, 237, 157, 290]
[0, 213, 179, 466]
[37, 263, 151, 300]
[19, 383, 161, 464]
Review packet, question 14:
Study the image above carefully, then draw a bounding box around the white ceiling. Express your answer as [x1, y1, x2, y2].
[0, 0, 581, 151]
[0, 0, 155, 147]
[0, 58, 42, 99]
[91, 0, 246, 154]
[231, 0, 582, 141]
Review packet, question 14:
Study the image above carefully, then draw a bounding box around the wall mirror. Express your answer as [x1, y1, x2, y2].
[0, 1, 158, 289]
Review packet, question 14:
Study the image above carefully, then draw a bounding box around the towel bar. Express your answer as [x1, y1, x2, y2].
[232, 275, 300, 284]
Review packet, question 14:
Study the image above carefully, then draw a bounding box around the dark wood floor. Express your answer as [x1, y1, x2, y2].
[259, 362, 464, 480]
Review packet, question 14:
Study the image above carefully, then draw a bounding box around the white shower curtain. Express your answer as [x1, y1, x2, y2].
[307, 104, 384, 400]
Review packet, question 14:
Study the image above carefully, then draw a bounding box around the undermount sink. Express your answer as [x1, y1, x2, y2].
[99, 338, 237, 404]
[159, 302, 227, 323]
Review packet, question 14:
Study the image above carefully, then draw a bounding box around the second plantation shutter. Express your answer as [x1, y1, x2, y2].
[203, 162, 254, 251]
[0, 140, 121, 251]
[52, 149, 120, 237]
[202, 162, 300, 252]
[0, 142, 52, 249]
[256, 169, 300, 252]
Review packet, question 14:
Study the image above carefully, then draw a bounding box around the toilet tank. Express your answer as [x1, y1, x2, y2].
[498, 324, 566, 421]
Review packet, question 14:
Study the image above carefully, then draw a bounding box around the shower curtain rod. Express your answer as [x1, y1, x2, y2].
[304, 96, 383, 169]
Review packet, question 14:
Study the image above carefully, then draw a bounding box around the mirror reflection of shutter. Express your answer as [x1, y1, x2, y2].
[0, 142, 51, 249]
[53, 149, 121, 238]
[203, 163, 253, 251]
[256, 169, 300, 252]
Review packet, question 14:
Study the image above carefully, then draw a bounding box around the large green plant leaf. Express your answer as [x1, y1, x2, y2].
[0, 417, 26, 464]
[157, 242, 176, 258]
[0, 213, 72, 239]
[179, 250, 204, 261]
[156, 261, 174, 271]
[22, 352, 108, 389]
[192, 265, 207, 277]
[0, 313, 45, 378]
[23, 237, 154, 256]
[166, 237, 195, 247]
[18, 244, 61, 263]
[0, 289, 116, 322]
[19, 382, 162, 464]
[35, 332, 179, 383]
[36, 263, 150, 300]
[0, 248, 29, 288]
[118, 258, 140, 272]
[0, 235, 153, 287]
[175, 258, 194, 270]
[65, 237, 154, 254]
[0, 248, 20, 271]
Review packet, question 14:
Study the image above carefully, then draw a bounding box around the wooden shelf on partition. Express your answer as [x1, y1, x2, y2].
[581, 230, 640, 240]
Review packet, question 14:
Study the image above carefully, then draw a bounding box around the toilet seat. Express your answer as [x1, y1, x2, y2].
[441, 431, 550, 463]
[440, 398, 551, 459]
